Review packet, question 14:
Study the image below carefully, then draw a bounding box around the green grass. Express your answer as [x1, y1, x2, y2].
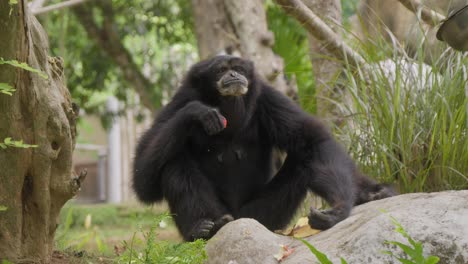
[335, 42, 467, 193]
[55, 202, 181, 257]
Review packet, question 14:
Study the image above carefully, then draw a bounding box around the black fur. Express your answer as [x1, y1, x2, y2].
[133, 56, 395, 241]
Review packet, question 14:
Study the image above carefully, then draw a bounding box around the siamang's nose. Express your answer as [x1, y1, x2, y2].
[230, 71, 237, 77]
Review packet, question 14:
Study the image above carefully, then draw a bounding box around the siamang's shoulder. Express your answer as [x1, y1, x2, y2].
[256, 81, 303, 115]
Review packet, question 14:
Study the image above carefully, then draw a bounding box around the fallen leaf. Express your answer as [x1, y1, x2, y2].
[276, 217, 321, 238]
[291, 217, 321, 238]
[273, 244, 295, 262]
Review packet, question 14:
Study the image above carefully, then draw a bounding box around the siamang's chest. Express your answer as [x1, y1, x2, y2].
[189, 133, 273, 210]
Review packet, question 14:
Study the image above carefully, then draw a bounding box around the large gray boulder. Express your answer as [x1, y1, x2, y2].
[206, 191, 468, 264]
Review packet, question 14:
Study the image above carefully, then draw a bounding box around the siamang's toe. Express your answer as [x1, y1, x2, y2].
[209, 214, 235, 235]
[369, 185, 397, 201]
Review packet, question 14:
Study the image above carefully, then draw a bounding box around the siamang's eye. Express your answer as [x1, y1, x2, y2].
[216, 66, 228, 74]
[232, 66, 245, 73]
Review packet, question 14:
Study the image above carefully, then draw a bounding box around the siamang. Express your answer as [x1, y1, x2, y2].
[133, 55, 395, 241]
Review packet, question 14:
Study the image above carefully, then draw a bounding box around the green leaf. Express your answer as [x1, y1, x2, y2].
[9, 0, 18, 5]
[0, 83, 15, 95]
[425, 256, 440, 264]
[0, 206, 7, 211]
[1, 137, 37, 149]
[340, 257, 349, 264]
[298, 238, 333, 264]
[397, 258, 417, 264]
[0, 58, 48, 79]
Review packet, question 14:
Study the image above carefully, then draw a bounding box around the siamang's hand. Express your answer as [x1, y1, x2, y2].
[184, 101, 227, 135]
[308, 205, 350, 230]
[189, 214, 234, 240]
[197, 107, 227, 135]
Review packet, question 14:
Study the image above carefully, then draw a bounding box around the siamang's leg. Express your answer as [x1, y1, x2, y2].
[305, 139, 357, 230]
[161, 153, 233, 241]
[238, 157, 309, 231]
[239, 139, 358, 231]
[354, 173, 396, 205]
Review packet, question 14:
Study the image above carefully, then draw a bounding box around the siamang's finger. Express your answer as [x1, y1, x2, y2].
[216, 112, 227, 129]
[211, 109, 225, 132]
[204, 109, 225, 135]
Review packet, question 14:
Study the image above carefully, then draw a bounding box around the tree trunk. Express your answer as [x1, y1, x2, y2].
[302, 0, 343, 124]
[191, 0, 297, 97]
[0, 1, 80, 263]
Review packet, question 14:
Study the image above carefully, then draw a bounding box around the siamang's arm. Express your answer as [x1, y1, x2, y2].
[133, 91, 225, 203]
[241, 84, 356, 230]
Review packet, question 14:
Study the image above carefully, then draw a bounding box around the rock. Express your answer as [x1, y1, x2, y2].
[206, 191, 468, 264]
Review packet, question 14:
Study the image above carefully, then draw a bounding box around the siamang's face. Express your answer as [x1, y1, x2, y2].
[205, 56, 254, 97]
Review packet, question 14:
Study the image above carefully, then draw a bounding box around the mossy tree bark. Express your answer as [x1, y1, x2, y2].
[0, 1, 81, 263]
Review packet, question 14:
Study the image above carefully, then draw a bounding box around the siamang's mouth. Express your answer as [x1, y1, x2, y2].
[217, 79, 249, 96]
[223, 79, 247, 86]
[218, 83, 248, 96]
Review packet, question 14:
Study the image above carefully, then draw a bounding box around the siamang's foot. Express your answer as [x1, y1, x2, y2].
[199, 108, 226, 135]
[357, 184, 397, 205]
[189, 214, 234, 241]
[190, 219, 215, 240]
[308, 206, 350, 230]
[213, 214, 234, 233]
[368, 185, 396, 200]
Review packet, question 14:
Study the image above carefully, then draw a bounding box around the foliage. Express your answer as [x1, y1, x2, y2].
[56, 207, 107, 254]
[41, 0, 196, 115]
[0, 58, 42, 149]
[266, 2, 315, 113]
[54, 203, 181, 257]
[0, 58, 48, 79]
[0, 205, 7, 211]
[383, 216, 440, 264]
[116, 213, 207, 264]
[0, 137, 37, 149]
[341, 0, 359, 21]
[0, 57, 47, 96]
[0, 83, 15, 96]
[299, 238, 348, 264]
[337, 43, 468, 193]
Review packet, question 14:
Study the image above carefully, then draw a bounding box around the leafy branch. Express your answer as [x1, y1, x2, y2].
[383, 216, 440, 264]
[0, 57, 48, 79]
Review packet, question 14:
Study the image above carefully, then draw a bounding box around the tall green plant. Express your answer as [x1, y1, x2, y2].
[266, 2, 315, 112]
[117, 214, 207, 264]
[337, 46, 467, 192]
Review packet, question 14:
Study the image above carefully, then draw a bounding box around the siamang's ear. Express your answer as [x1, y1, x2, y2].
[244, 59, 255, 77]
